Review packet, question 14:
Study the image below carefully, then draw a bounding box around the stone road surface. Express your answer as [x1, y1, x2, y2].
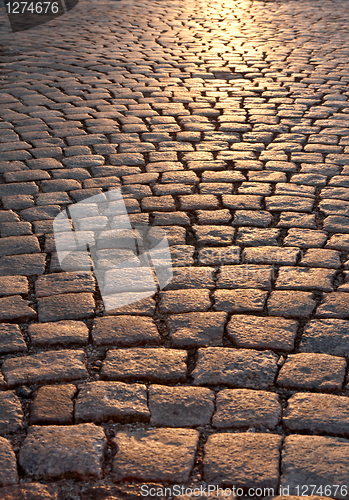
[0, 0, 348, 498]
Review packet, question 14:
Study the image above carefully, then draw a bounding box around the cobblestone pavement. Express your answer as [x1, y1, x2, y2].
[0, 0, 349, 498]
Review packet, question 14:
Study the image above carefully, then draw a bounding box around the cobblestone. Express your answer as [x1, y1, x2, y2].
[1, 0, 349, 491]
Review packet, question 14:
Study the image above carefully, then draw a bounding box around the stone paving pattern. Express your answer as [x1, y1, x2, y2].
[0, 0, 348, 498]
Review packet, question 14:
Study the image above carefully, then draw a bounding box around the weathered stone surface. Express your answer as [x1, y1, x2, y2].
[2, 350, 87, 387]
[192, 347, 278, 389]
[101, 348, 187, 382]
[159, 289, 211, 313]
[19, 424, 106, 480]
[217, 265, 273, 289]
[203, 433, 282, 488]
[164, 266, 215, 290]
[0, 296, 36, 322]
[300, 319, 349, 356]
[213, 389, 281, 429]
[315, 293, 349, 319]
[214, 289, 268, 313]
[227, 315, 298, 351]
[0, 391, 23, 435]
[112, 428, 199, 483]
[0, 235, 40, 257]
[35, 272, 95, 297]
[28, 320, 89, 347]
[0, 324, 27, 354]
[281, 435, 349, 498]
[30, 385, 76, 425]
[167, 312, 227, 347]
[267, 291, 316, 318]
[243, 246, 300, 265]
[149, 385, 214, 427]
[75, 381, 149, 424]
[37, 293, 95, 322]
[0, 276, 28, 296]
[92, 316, 160, 347]
[275, 267, 335, 291]
[284, 392, 349, 436]
[0, 437, 18, 487]
[0, 483, 58, 500]
[277, 353, 346, 391]
[0, 254, 45, 276]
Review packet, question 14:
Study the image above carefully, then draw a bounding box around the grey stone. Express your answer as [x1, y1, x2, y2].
[203, 433, 282, 488]
[37, 293, 95, 322]
[0, 437, 18, 487]
[92, 316, 160, 347]
[30, 385, 76, 425]
[75, 381, 149, 424]
[0, 391, 23, 435]
[213, 389, 281, 430]
[192, 347, 278, 389]
[149, 385, 214, 427]
[19, 424, 106, 480]
[281, 435, 349, 499]
[284, 392, 349, 436]
[101, 348, 187, 383]
[112, 428, 199, 483]
[2, 350, 87, 387]
[227, 315, 298, 351]
[0, 324, 27, 354]
[277, 353, 346, 391]
[214, 289, 268, 313]
[28, 320, 89, 347]
[300, 319, 349, 356]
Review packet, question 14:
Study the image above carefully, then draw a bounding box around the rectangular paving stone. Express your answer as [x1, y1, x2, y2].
[101, 348, 187, 383]
[28, 320, 89, 347]
[0, 483, 59, 500]
[149, 385, 214, 427]
[203, 433, 282, 489]
[315, 292, 349, 318]
[112, 428, 199, 483]
[275, 267, 335, 292]
[92, 316, 161, 347]
[267, 291, 316, 318]
[192, 347, 278, 389]
[164, 267, 216, 290]
[35, 272, 95, 297]
[30, 385, 76, 425]
[18, 423, 106, 480]
[0, 437, 18, 487]
[0, 235, 40, 257]
[265, 195, 314, 212]
[222, 194, 262, 209]
[212, 389, 281, 430]
[0, 276, 29, 296]
[300, 319, 349, 356]
[0, 254, 45, 276]
[2, 350, 87, 387]
[227, 315, 298, 352]
[0, 296, 36, 322]
[159, 289, 211, 314]
[276, 353, 346, 391]
[217, 265, 273, 290]
[75, 381, 149, 424]
[0, 323, 27, 354]
[167, 312, 227, 348]
[37, 293, 95, 322]
[284, 392, 349, 436]
[243, 246, 300, 265]
[214, 289, 268, 313]
[0, 391, 23, 435]
[281, 435, 349, 499]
